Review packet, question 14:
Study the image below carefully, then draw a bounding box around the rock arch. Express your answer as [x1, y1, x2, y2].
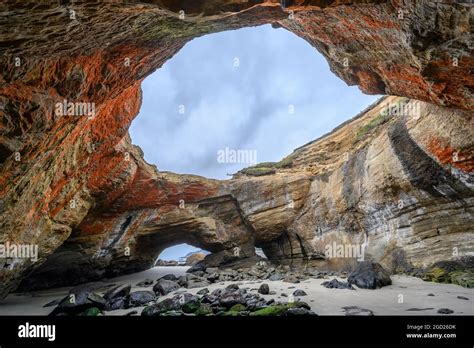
[0, 1, 473, 297]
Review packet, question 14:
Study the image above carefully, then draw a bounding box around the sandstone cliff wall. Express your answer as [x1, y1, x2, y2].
[1, 1, 472, 297]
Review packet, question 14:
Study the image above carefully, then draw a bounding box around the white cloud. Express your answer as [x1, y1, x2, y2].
[129, 24, 380, 179]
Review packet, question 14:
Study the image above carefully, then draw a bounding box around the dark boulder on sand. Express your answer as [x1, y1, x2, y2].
[348, 262, 392, 289]
[153, 279, 180, 295]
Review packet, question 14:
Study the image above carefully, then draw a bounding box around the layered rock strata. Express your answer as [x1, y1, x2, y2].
[0, 1, 473, 297]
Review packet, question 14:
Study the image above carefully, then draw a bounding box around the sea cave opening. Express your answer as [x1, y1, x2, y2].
[129, 24, 381, 180]
[155, 243, 210, 266]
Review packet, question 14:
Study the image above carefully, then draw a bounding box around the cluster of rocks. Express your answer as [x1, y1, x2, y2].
[103, 284, 155, 311]
[46, 271, 212, 316]
[44, 281, 317, 317]
[155, 259, 179, 267]
[141, 283, 316, 317]
[390, 256, 474, 289]
[48, 292, 108, 316]
[187, 261, 392, 290]
[47, 283, 157, 316]
[45, 261, 394, 316]
[422, 257, 474, 288]
[188, 261, 339, 284]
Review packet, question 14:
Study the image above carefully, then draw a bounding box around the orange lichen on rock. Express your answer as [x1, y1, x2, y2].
[1, 1, 473, 297]
[428, 139, 474, 173]
[112, 169, 220, 213]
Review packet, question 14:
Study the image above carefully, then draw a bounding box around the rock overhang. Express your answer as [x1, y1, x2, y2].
[0, 1, 473, 297]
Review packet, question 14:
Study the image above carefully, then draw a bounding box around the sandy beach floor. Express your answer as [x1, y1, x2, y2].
[1, 266, 472, 316]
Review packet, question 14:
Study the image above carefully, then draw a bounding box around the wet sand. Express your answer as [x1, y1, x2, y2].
[1, 266, 472, 316]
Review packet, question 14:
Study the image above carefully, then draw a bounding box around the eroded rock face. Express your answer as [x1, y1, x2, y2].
[0, 1, 473, 297]
[292, 98, 474, 272]
[185, 253, 206, 266]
